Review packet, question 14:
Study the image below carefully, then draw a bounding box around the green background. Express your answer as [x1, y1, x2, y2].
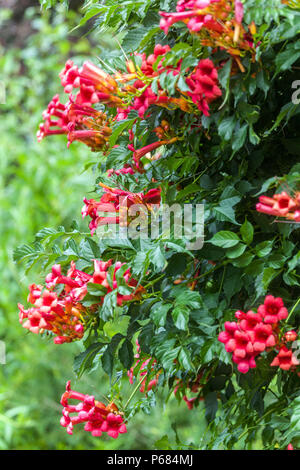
[0, 2, 206, 450]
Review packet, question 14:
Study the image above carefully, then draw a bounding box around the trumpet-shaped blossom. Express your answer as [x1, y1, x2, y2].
[59, 60, 122, 107]
[159, 0, 223, 35]
[132, 44, 172, 78]
[92, 259, 142, 307]
[218, 296, 298, 374]
[270, 346, 300, 371]
[37, 94, 70, 142]
[257, 295, 288, 324]
[235, 1, 244, 23]
[185, 58, 222, 115]
[256, 191, 300, 222]
[18, 260, 142, 342]
[82, 184, 161, 236]
[38, 50, 222, 151]
[18, 285, 85, 344]
[249, 323, 277, 353]
[120, 47, 220, 118]
[219, 321, 258, 374]
[60, 381, 127, 438]
[128, 137, 179, 172]
[18, 263, 91, 343]
[159, 0, 256, 67]
[37, 94, 112, 151]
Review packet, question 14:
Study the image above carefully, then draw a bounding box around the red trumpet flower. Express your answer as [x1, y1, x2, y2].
[60, 381, 127, 438]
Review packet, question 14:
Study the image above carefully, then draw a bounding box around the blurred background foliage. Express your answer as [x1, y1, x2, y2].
[0, 1, 206, 449]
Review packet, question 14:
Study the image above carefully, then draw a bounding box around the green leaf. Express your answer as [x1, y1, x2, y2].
[173, 288, 202, 309]
[160, 347, 180, 370]
[118, 339, 134, 369]
[224, 267, 243, 301]
[122, 26, 150, 52]
[218, 57, 232, 89]
[103, 316, 130, 338]
[275, 42, 300, 73]
[231, 252, 255, 267]
[255, 240, 273, 257]
[218, 116, 236, 141]
[154, 435, 172, 450]
[100, 290, 117, 321]
[238, 102, 260, 125]
[138, 322, 154, 354]
[264, 102, 299, 136]
[87, 283, 107, 296]
[214, 201, 239, 225]
[109, 117, 137, 147]
[172, 305, 189, 330]
[232, 123, 248, 152]
[204, 392, 218, 423]
[74, 343, 104, 379]
[240, 219, 254, 245]
[151, 244, 167, 271]
[226, 243, 247, 259]
[178, 347, 194, 371]
[150, 302, 172, 327]
[177, 75, 191, 92]
[210, 231, 240, 248]
[101, 334, 124, 377]
[255, 176, 277, 196]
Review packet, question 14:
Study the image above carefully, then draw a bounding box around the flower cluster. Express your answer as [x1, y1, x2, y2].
[90, 259, 143, 307]
[185, 58, 222, 115]
[159, 0, 256, 70]
[256, 191, 300, 222]
[127, 341, 161, 393]
[82, 184, 161, 236]
[37, 59, 123, 150]
[18, 263, 88, 344]
[37, 94, 112, 151]
[271, 345, 299, 371]
[38, 45, 222, 151]
[60, 381, 127, 438]
[152, 56, 220, 117]
[160, 0, 232, 35]
[270, 330, 299, 373]
[60, 60, 123, 107]
[116, 47, 222, 119]
[218, 295, 299, 374]
[18, 260, 141, 343]
[121, 44, 185, 119]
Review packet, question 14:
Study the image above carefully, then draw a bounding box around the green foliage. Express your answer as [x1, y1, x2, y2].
[1, 3, 212, 450]
[0, 4, 97, 450]
[13, 0, 300, 450]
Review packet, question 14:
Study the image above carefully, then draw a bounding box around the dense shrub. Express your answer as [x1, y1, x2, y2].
[13, 0, 300, 449]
